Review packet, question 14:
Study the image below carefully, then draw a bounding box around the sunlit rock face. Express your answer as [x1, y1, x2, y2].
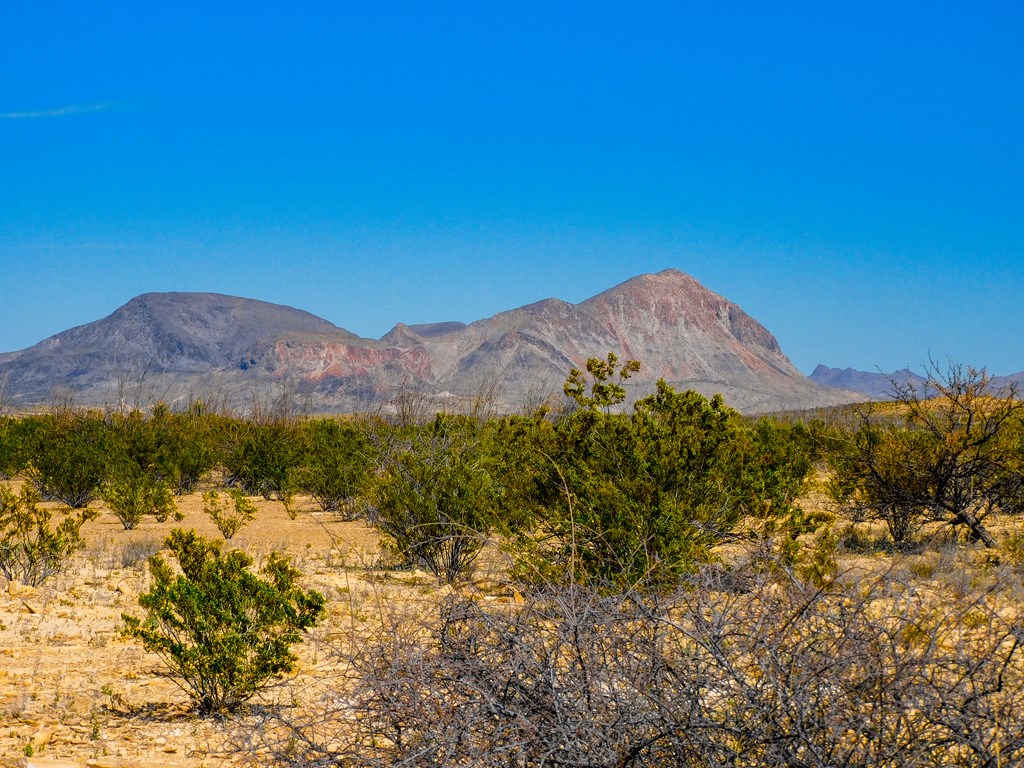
[0, 271, 859, 414]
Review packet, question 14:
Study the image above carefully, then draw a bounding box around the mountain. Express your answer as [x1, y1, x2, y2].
[992, 373, 1024, 390]
[810, 364, 1024, 401]
[0, 270, 861, 414]
[0, 292, 365, 408]
[808, 365, 928, 400]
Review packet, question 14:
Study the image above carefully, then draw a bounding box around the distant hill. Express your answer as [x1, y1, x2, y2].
[808, 365, 928, 400]
[0, 270, 862, 414]
[810, 364, 1024, 400]
[0, 292, 364, 407]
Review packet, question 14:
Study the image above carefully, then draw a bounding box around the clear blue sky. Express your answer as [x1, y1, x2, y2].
[1, 2, 1022, 375]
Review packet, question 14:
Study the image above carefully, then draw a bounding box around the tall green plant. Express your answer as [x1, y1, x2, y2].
[502, 358, 817, 589]
[0, 417, 21, 479]
[369, 415, 499, 584]
[23, 411, 111, 507]
[122, 529, 325, 714]
[549, 383, 743, 586]
[108, 403, 220, 495]
[222, 420, 300, 500]
[290, 419, 373, 515]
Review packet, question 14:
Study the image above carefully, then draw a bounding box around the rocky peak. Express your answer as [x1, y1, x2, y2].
[0, 271, 863, 414]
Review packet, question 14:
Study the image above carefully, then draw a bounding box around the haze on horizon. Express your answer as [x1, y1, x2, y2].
[1, 3, 1021, 376]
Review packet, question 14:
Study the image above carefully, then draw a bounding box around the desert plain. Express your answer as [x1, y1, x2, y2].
[0, 485, 453, 767]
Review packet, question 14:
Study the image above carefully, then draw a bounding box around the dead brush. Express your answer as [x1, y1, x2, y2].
[247, 560, 1024, 768]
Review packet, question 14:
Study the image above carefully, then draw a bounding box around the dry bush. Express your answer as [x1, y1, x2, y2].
[255, 562, 1024, 767]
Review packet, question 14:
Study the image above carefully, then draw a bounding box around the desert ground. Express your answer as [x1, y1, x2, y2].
[2, 477, 1022, 767]
[0, 485, 475, 768]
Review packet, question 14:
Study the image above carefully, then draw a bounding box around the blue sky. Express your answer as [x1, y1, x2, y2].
[1, 2, 1021, 375]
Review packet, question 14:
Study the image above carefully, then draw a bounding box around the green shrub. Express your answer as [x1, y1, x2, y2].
[102, 471, 179, 530]
[222, 421, 300, 500]
[203, 489, 258, 540]
[122, 528, 325, 715]
[508, 378, 745, 587]
[0, 417, 22, 479]
[107, 403, 222, 495]
[0, 483, 95, 586]
[498, 360, 819, 589]
[368, 415, 499, 584]
[167, 407, 222, 494]
[23, 411, 112, 507]
[290, 418, 373, 516]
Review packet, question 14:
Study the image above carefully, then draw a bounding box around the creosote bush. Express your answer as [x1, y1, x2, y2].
[0, 483, 95, 586]
[222, 420, 300, 500]
[497, 358, 818, 588]
[203, 489, 258, 540]
[123, 528, 325, 715]
[289, 418, 373, 516]
[23, 411, 111, 508]
[107, 402, 221, 495]
[102, 471, 179, 530]
[368, 414, 500, 584]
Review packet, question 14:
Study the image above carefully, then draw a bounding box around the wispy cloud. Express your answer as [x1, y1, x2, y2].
[0, 103, 109, 119]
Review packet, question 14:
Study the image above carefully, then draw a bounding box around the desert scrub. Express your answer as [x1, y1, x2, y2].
[21, 410, 112, 508]
[102, 471, 179, 530]
[122, 528, 325, 715]
[203, 489, 257, 540]
[368, 414, 500, 584]
[290, 418, 374, 515]
[0, 483, 95, 586]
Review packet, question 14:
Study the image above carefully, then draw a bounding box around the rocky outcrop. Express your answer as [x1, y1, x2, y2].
[0, 271, 862, 414]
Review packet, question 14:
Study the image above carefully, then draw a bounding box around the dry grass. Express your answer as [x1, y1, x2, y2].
[3, 483, 1024, 766]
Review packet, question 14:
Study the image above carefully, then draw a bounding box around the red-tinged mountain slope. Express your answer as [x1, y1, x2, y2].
[0, 271, 859, 414]
[362, 269, 845, 412]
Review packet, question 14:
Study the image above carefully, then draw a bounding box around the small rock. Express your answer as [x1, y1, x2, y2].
[8, 580, 38, 598]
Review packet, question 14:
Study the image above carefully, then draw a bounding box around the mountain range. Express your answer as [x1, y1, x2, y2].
[809, 364, 1024, 400]
[0, 269, 864, 414]
[807, 365, 929, 400]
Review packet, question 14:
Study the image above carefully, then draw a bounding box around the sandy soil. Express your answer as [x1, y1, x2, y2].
[2, 478, 1015, 767]
[0, 488, 454, 767]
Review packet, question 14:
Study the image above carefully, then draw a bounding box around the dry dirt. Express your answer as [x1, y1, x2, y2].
[2, 481, 1019, 767]
[0, 487, 477, 768]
